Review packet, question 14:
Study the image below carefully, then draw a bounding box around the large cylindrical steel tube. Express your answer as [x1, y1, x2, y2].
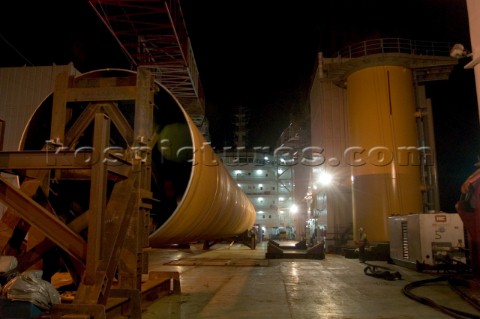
[347, 65, 423, 242]
[20, 69, 256, 247]
[149, 95, 256, 245]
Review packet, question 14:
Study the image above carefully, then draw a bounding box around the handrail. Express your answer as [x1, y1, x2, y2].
[336, 38, 454, 59]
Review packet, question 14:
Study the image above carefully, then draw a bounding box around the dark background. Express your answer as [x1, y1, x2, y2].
[0, 0, 478, 211]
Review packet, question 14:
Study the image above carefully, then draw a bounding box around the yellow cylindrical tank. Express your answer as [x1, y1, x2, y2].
[347, 66, 423, 242]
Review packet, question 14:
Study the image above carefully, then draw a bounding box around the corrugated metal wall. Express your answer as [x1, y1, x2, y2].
[309, 59, 353, 249]
[0, 63, 79, 150]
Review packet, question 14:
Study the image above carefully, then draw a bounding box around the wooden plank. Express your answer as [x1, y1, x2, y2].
[50, 71, 70, 144]
[84, 114, 110, 285]
[0, 177, 87, 261]
[66, 86, 137, 102]
[0, 179, 40, 254]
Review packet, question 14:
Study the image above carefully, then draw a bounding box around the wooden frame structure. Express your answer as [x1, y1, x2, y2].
[0, 67, 179, 318]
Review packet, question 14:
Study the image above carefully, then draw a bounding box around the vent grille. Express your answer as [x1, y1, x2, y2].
[401, 221, 409, 259]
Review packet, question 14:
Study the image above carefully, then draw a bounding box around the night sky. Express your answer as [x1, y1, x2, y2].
[0, 0, 478, 211]
[180, 0, 473, 149]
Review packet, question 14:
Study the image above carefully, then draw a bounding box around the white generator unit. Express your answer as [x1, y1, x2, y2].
[388, 213, 466, 268]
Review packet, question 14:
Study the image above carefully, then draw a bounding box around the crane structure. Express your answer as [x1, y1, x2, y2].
[88, 0, 206, 129]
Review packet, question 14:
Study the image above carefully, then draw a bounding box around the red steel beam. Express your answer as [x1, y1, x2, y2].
[88, 0, 204, 112]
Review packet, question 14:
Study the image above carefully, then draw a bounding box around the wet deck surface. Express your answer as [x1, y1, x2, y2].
[142, 241, 480, 319]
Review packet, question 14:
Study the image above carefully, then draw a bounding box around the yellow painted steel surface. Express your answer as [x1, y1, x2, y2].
[149, 100, 256, 245]
[20, 69, 256, 247]
[347, 66, 423, 242]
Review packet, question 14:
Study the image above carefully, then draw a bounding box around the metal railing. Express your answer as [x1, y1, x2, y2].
[336, 38, 453, 59]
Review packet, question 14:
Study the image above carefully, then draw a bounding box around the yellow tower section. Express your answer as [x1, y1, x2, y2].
[347, 65, 423, 242]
